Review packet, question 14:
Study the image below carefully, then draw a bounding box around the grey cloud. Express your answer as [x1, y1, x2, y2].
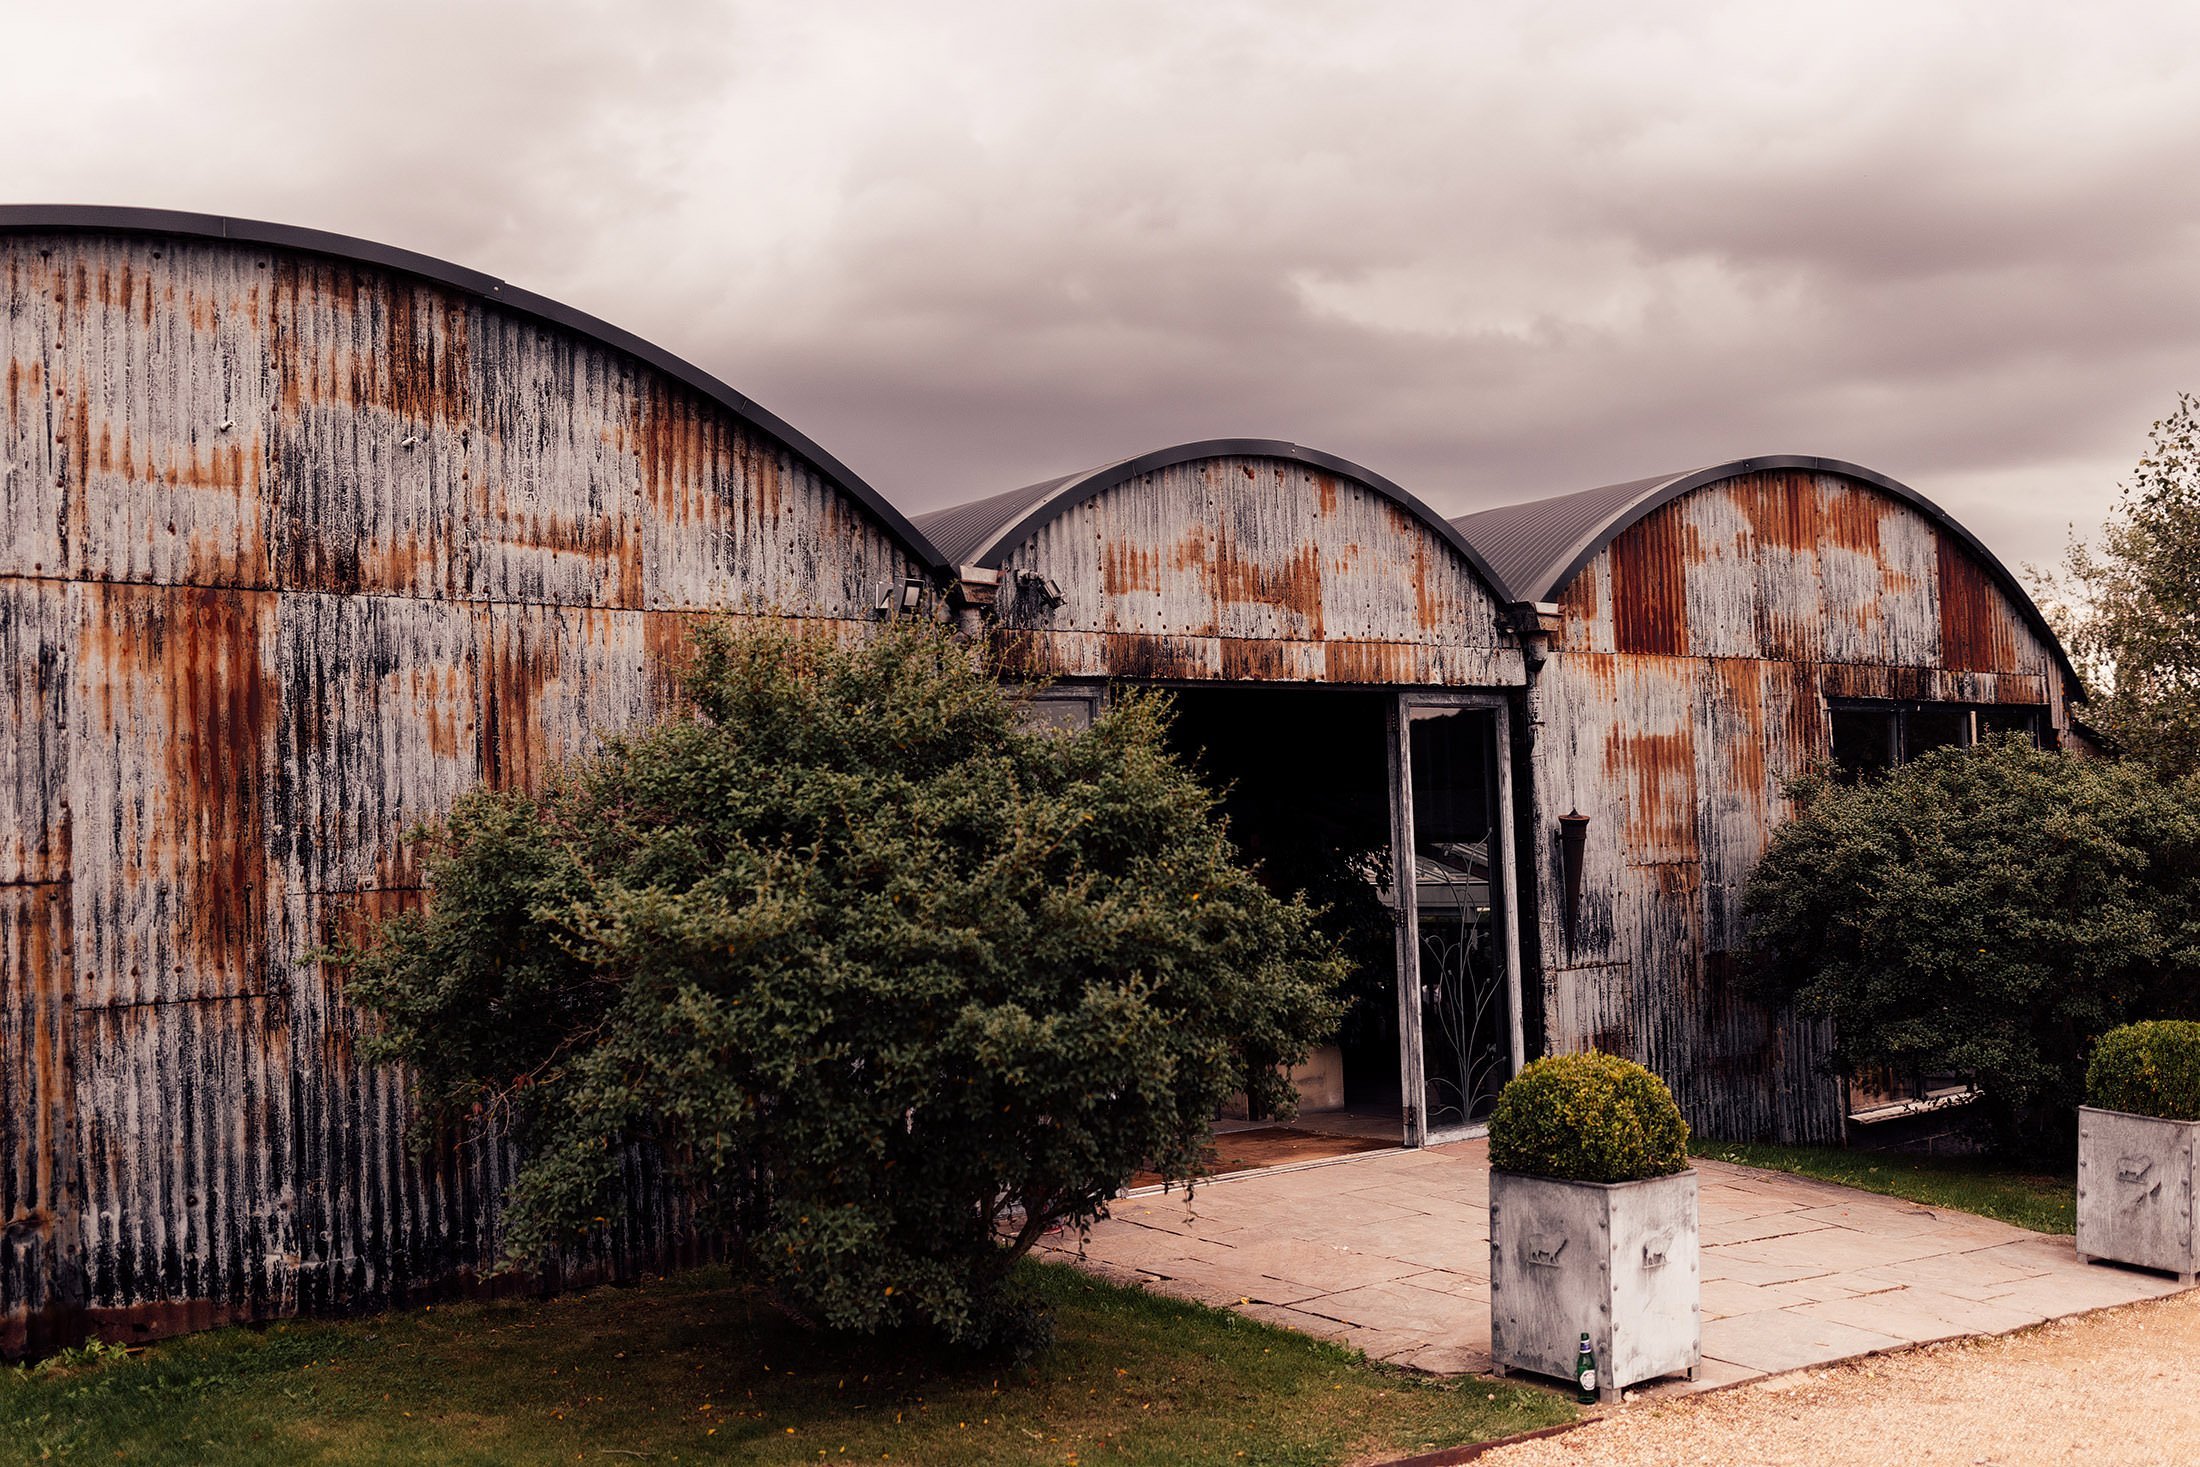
[6, 0, 2198, 569]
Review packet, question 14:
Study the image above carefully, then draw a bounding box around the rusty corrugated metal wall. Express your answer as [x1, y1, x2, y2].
[987, 455, 1524, 687]
[1526, 469, 2069, 1142]
[0, 227, 926, 1357]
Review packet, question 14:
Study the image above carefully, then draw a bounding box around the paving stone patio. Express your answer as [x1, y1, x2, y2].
[1038, 1138, 2192, 1393]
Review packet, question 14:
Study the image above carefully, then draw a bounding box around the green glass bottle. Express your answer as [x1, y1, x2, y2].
[1574, 1332, 1599, 1403]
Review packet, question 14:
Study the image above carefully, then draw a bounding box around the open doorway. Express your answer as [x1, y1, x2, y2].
[1166, 686, 1401, 1156]
[1158, 684, 1523, 1167]
[1403, 702, 1522, 1139]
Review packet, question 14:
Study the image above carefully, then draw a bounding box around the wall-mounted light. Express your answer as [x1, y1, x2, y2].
[875, 576, 927, 619]
[1011, 569, 1064, 609]
[1558, 810, 1591, 956]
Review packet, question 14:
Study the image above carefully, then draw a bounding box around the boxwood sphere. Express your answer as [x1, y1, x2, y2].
[1487, 1051, 1691, 1183]
[2087, 1021, 2200, 1121]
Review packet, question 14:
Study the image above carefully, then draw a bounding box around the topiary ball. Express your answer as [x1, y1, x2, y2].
[2087, 1020, 2200, 1121]
[1487, 1051, 1690, 1183]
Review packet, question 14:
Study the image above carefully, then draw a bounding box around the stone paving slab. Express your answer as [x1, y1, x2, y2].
[1038, 1138, 2194, 1394]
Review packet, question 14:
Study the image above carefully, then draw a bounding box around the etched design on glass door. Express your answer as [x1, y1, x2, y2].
[1407, 706, 1512, 1130]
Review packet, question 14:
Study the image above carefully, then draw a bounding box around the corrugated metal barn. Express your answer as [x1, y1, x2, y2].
[1454, 460, 2079, 1143]
[1, 208, 2083, 1356]
[916, 442, 1535, 1147]
[0, 207, 940, 1357]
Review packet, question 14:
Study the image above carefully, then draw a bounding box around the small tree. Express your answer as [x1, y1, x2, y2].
[338, 620, 1344, 1352]
[2052, 394, 2200, 776]
[1743, 737, 2200, 1151]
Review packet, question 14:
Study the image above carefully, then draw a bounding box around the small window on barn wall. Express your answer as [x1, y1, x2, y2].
[1977, 705, 2045, 747]
[1907, 706, 1970, 758]
[1828, 700, 2049, 777]
[1014, 685, 1102, 733]
[1829, 705, 1900, 778]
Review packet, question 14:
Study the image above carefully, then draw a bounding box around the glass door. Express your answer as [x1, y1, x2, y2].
[1390, 697, 1524, 1144]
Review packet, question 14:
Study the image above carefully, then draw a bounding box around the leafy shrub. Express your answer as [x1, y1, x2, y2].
[336, 619, 1344, 1355]
[2088, 1021, 2200, 1120]
[1486, 1052, 1690, 1182]
[1746, 737, 2200, 1150]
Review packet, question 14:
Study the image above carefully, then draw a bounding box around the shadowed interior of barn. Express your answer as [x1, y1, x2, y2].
[0, 208, 2081, 1358]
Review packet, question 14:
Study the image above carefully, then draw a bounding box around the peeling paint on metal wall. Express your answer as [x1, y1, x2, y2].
[988, 455, 1522, 686]
[0, 229, 923, 1356]
[1531, 471, 2067, 1142]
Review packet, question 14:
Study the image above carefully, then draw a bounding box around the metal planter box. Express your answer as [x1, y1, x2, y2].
[1489, 1169, 1700, 1402]
[2076, 1106, 2198, 1284]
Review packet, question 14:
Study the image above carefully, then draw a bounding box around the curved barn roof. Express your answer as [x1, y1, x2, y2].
[914, 438, 1511, 597]
[0, 204, 946, 570]
[1450, 453, 2081, 692]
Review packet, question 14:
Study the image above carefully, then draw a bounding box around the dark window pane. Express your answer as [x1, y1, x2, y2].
[1830, 707, 1899, 777]
[1906, 706, 1970, 757]
[1978, 705, 2042, 746]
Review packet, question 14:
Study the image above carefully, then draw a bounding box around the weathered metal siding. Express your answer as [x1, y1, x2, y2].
[989, 455, 1523, 686]
[0, 228, 923, 1355]
[1529, 470, 2067, 1142]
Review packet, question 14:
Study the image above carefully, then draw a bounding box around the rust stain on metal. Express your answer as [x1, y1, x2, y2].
[1, 225, 925, 1357]
[1936, 531, 2017, 672]
[1822, 481, 1885, 557]
[1712, 660, 1768, 795]
[639, 610, 713, 711]
[1532, 468, 2069, 1145]
[1205, 528, 1324, 635]
[1321, 639, 1412, 684]
[1732, 470, 1822, 552]
[1000, 453, 1511, 682]
[1, 886, 76, 1359]
[984, 627, 1048, 681]
[1217, 636, 1285, 682]
[165, 588, 277, 984]
[1557, 559, 1602, 643]
[1608, 513, 1688, 655]
[1102, 541, 1161, 595]
[1408, 536, 1440, 632]
[1097, 631, 1211, 680]
[77, 583, 279, 994]
[479, 609, 557, 791]
[1602, 726, 1698, 857]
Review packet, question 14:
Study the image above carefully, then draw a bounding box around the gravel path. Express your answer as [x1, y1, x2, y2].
[1480, 1284, 2200, 1466]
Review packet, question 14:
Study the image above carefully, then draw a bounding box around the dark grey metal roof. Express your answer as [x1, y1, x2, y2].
[914, 438, 1511, 599]
[913, 470, 1087, 568]
[1449, 453, 2081, 694]
[1450, 471, 1679, 606]
[0, 204, 947, 570]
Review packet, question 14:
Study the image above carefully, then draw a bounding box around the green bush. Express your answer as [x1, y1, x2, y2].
[335, 619, 1345, 1356]
[2088, 1021, 2200, 1120]
[1745, 737, 2200, 1151]
[1486, 1052, 1690, 1183]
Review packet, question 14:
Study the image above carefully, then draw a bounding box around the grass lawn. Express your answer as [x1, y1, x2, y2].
[1, 1261, 1569, 1466]
[1691, 1139, 2075, 1235]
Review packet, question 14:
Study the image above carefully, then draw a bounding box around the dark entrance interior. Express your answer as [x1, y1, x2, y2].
[1163, 686, 1404, 1137]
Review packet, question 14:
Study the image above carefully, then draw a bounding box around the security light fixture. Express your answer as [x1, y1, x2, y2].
[1013, 570, 1065, 608]
[876, 577, 927, 619]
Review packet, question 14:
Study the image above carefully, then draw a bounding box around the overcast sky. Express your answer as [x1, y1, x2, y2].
[9, 0, 2200, 570]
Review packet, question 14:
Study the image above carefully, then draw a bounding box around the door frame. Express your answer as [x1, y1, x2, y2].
[1387, 690, 1526, 1147]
